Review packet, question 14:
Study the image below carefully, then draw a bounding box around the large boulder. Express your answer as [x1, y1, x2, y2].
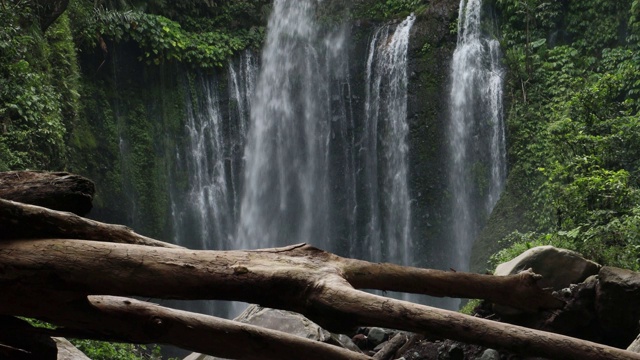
[184, 305, 358, 360]
[494, 246, 600, 290]
[596, 266, 640, 347]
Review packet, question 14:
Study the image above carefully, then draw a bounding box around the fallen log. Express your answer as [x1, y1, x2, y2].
[0, 199, 179, 248]
[0, 177, 635, 359]
[1, 239, 639, 359]
[0, 239, 559, 312]
[0, 171, 94, 216]
[32, 295, 371, 360]
[372, 333, 407, 360]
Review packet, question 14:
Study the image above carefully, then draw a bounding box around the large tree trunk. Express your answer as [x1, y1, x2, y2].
[1, 238, 639, 360]
[1, 173, 638, 359]
[34, 295, 371, 360]
[0, 171, 94, 216]
[0, 198, 178, 248]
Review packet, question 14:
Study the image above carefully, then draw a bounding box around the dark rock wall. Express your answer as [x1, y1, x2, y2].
[407, 0, 459, 271]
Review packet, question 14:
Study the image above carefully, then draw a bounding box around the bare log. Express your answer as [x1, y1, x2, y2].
[0, 199, 179, 248]
[372, 333, 407, 360]
[0, 171, 94, 216]
[27, 295, 370, 360]
[0, 239, 554, 311]
[316, 284, 640, 360]
[629, 333, 640, 353]
[343, 259, 562, 311]
[1, 239, 639, 359]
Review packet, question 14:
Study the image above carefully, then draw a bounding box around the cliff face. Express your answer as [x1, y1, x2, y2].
[1, 0, 477, 283]
[71, 1, 460, 260]
[406, 0, 459, 272]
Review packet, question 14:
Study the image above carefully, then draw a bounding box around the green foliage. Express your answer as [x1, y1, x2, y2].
[23, 318, 168, 359]
[459, 299, 482, 315]
[0, 2, 79, 170]
[71, 340, 164, 360]
[492, 0, 640, 271]
[86, 9, 259, 68]
[352, 0, 427, 21]
[139, 0, 269, 31]
[69, 0, 269, 69]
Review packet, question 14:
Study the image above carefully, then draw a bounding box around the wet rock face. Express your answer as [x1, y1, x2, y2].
[406, 0, 459, 276]
[596, 267, 640, 347]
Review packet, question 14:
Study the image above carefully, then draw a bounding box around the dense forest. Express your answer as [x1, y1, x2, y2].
[1, 0, 640, 358]
[475, 0, 640, 272]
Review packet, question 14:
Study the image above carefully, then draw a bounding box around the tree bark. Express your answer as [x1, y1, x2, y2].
[372, 333, 407, 360]
[1, 239, 639, 359]
[0, 171, 94, 216]
[0, 239, 558, 313]
[22, 295, 369, 360]
[0, 179, 635, 360]
[0, 199, 179, 248]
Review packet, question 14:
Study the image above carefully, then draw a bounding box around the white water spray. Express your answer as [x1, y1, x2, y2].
[448, 0, 506, 272]
[238, 0, 339, 250]
[363, 15, 416, 265]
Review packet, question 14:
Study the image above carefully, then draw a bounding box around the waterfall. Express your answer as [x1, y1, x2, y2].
[237, 0, 417, 271]
[168, 55, 257, 317]
[172, 76, 233, 251]
[362, 15, 416, 265]
[237, 0, 342, 250]
[448, 0, 506, 272]
[168, 0, 419, 315]
[228, 51, 258, 225]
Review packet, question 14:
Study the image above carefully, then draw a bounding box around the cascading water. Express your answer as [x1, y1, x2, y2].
[227, 51, 258, 224]
[238, 0, 418, 274]
[362, 15, 416, 265]
[168, 56, 257, 317]
[448, 0, 506, 273]
[237, 0, 341, 250]
[171, 54, 258, 253]
[170, 0, 420, 316]
[172, 76, 233, 251]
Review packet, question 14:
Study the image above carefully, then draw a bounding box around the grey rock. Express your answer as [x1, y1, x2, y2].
[367, 327, 387, 346]
[596, 266, 640, 347]
[368, 327, 389, 346]
[234, 305, 331, 341]
[479, 348, 500, 360]
[448, 343, 464, 360]
[330, 333, 363, 353]
[184, 305, 335, 359]
[494, 246, 600, 290]
[183, 353, 205, 360]
[373, 341, 387, 352]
